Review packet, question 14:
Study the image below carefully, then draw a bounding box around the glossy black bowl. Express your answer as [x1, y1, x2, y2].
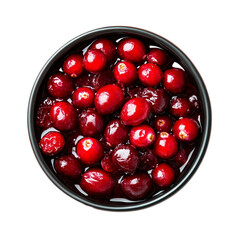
[28, 26, 211, 211]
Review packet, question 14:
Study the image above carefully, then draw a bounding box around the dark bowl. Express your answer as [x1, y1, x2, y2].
[28, 26, 211, 211]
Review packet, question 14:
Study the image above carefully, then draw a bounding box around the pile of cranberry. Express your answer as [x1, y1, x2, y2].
[36, 36, 201, 202]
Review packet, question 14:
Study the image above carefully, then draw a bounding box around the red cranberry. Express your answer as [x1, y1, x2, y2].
[139, 149, 158, 171]
[95, 84, 124, 115]
[78, 108, 104, 137]
[104, 119, 129, 147]
[173, 118, 199, 141]
[83, 49, 107, 73]
[146, 48, 169, 66]
[121, 173, 152, 200]
[138, 63, 163, 87]
[40, 131, 65, 155]
[130, 125, 156, 148]
[154, 132, 178, 159]
[101, 154, 117, 173]
[76, 137, 104, 165]
[111, 144, 140, 173]
[152, 163, 175, 188]
[163, 68, 186, 93]
[47, 73, 73, 98]
[113, 61, 137, 85]
[54, 155, 82, 179]
[50, 102, 77, 131]
[120, 97, 151, 126]
[170, 97, 191, 117]
[80, 169, 114, 197]
[127, 86, 143, 99]
[153, 115, 172, 132]
[174, 148, 188, 167]
[92, 70, 115, 91]
[72, 87, 95, 109]
[63, 54, 84, 78]
[117, 38, 146, 62]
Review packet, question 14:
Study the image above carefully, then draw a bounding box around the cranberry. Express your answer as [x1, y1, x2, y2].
[63, 54, 84, 78]
[138, 63, 163, 87]
[170, 97, 190, 117]
[121, 173, 152, 200]
[92, 70, 115, 91]
[163, 68, 186, 93]
[54, 155, 82, 179]
[113, 61, 137, 85]
[152, 163, 175, 188]
[173, 118, 199, 141]
[146, 48, 169, 66]
[78, 108, 104, 137]
[40, 131, 65, 155]
[130, 125, 156, 148]
[104, 119, 129, 147]
[72, 87, 95, 109]
[120, 97, 151, 126]
[174, 148, 188, 167]
[83, 49, 107, 73]
[50, 102, 77, 131]
[101, 154, 117, 173]
[47, 73, 73, 98]
[111, 144, 140, 173]
[154, 132, 178, 159]
[80, 169, 114, 197]
[117, 38, 146, 62]
[95, 84, 124, 115]
[127, 87, 143, 99]
[139, 149, 158, 171]
[153, 115, 172, 132]
[76, 137, 104, 165]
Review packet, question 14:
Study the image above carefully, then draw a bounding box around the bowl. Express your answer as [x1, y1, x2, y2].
[28, 26, 211, 211]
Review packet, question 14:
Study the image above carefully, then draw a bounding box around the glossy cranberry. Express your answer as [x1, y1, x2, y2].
[90, 38, 116, 61]
[111, 144, 140, 173]
[117, 38, 146, 62]
[72, 87, 95, 109]
[154, 132, 178, 159]
[95, 84, 124, 115]
[54, 155, 82, 179]
[47, 73, 73, 98]
[50, 102, 77, 131]
[173, 118, 199, 141]
[78, 108, 104, 137]
[101, 154, 117, 173]
[146, 48, 169, 66]
[170, 97, 191, 117]
[121, 173, 152, 200]
[83, 49, 107, 73]
[130, 125, 156, 148]
[139, 149, 158, 171]
[120, 98, 151, 126]
[104, 119, 129, 147]
[113, 61, 137, 85]
[80, 169, 114, 197]
[174, 148, 188, 167]
[163, 68, 186, 93]
[138, 63, 163, 87]
[40, 131, 65, 155]
[63, 54, 84, 78]
[153, 115, 172, 132]
[76, 137, 104, 165]
[152, 163, 175, 188]
[92, 70, 115, 91]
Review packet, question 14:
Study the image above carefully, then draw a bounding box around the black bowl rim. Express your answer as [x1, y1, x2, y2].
[28, 26, 211, 211]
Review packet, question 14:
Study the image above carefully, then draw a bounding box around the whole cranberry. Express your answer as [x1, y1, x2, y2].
[117, 38, 146, 62]
[92, 70, 115, 91]
[120, 97, 151, 126]
[54, 155, 82, 179]
[146, 48, 169, 66]
[80, 169, 115, 197]
[154, 132, 178, 159]
[138, 63, 163, 87]
[173, 118, 199, 141]
[163, 68, 186, 93]
[113, 61, 137, 85]
[153, 115, 172, 132]
[130, 125, 156, 148]
[139, 149, 158, 171]
[40, 131, 65, 155]
[152, 163, 175, 188]
[170, 97, 191, 117]
[78, 108, 104, 137]
[83, 49, 107, 73]
[174, 148, 188, 167]
[90, 38, 116, 61]
[47, 73, 73, 98]
[111, 144, 140, 173]
[104, 119, 129, 147]
[76, 137, 104, 165]
[50, 101, 77, 131]
[62, 54, 84, 78]
[101, 154, 117, 173]
[95, 84, 124, 115]
[72, 87, 95, 109]
[121, 173, 152, 200]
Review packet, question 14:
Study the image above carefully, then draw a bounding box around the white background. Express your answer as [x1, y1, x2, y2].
[1, 0, 239, 239]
